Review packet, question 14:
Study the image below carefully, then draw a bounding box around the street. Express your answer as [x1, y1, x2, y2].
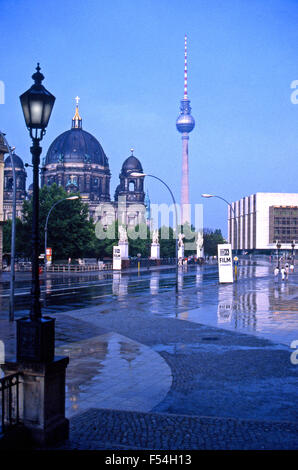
[1, 261, 298, 346]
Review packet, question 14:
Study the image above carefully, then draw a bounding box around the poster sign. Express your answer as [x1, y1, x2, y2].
[113, 246, 122, 270]
[46, 247, 52, 265]
[217, 244, 233, 283]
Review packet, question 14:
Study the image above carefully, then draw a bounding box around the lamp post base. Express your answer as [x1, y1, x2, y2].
[17, 316, 55, 363]
[2, 357, 69, 447]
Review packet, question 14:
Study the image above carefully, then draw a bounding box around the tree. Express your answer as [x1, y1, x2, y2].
[159, 226, 176, 258]
[3, 218, 29, 259]
[22, 184, 95, 261]
[92, 220, 119, 259]
[203, 228, 226, 256]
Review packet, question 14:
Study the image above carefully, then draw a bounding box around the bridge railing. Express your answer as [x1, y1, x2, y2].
[0, 373, 20, 431]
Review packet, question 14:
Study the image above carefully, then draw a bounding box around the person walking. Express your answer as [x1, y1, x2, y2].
[274, 266, 279, 280]
[281, 266, 286, 281]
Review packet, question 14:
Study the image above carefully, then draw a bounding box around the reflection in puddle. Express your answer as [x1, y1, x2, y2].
[56, 332, 172, 417]
[177, 264, 298, 346]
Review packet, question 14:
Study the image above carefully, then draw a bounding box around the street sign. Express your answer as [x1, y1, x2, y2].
[113, 246, 121, 270]
[217, 244, 233, 283]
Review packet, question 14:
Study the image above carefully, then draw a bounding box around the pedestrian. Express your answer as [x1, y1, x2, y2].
[274, 266, 279, 279]
[285, 265, 289, 280]
[281, 266, 286, 281]
[290, 264, 294, 272]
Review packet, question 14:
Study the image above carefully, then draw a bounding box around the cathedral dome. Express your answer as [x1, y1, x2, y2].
[5, 153, 24, 169]
[45, 102, 109, 167]
[121, 150, 143, 175]
[45, 128, 109, 166]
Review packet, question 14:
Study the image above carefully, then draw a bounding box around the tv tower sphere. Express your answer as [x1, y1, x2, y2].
[176, 100, 195, 133]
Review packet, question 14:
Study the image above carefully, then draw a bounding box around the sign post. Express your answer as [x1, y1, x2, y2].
[217, 244, 233, 283]
[233, 256, 239, 281]
[113, 246, 121, 270]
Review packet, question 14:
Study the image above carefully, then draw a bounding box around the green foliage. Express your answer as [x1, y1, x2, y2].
[20, 184, 95, 261]
[4, 183, 225, 262]
[127, 224, 151, 257]
[203, 228, 226, 256]
[92, 220, 119, 258]
[3, 218, 29, 257]
[159, 226, 176, 258]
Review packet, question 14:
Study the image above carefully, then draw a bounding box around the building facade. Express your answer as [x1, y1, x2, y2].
[3, 152, 27, 220]
[228, 192, 298, 253]
[41, 101, 149, 227]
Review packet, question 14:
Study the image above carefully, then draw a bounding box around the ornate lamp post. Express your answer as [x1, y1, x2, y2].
[276, 240, 281, 269]
[18, 63, 55, 361]
[2, 65, 69, 446]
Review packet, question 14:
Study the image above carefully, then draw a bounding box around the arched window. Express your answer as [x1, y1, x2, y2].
[129, 181, 135, 192]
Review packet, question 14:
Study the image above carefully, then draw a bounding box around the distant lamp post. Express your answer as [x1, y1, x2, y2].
[276, 240, 281, 269]
[44, 196, 79, 272]
[201, 193, 238, 253]
[18, 63, 56, 362]
[291, 240, 295, 264]
[129, 171, 179, 292]
[0, 132, 16, 322]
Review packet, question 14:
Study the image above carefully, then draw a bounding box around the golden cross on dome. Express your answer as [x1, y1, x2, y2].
[72, 96, 82, 128]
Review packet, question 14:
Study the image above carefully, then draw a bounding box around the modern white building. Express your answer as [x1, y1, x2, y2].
[228, 193, 298, 253]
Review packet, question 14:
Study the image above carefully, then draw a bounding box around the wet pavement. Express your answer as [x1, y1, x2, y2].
[0, 261, 298, 449]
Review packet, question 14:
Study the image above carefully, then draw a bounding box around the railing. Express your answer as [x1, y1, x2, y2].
[0, 373, 20, 430]
[128, 258, 176, 268]
[46, 264, 112, 273]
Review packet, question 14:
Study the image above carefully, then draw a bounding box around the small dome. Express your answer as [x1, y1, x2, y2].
[121, 151, 143, 175]
[4, 153, 24, 169]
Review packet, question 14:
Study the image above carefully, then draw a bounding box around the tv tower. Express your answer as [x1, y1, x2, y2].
[176, 34, 195, 226]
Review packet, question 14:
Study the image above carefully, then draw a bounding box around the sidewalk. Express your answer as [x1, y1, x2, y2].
[1, 268, 298, 450]
[1, 301, 296, 450]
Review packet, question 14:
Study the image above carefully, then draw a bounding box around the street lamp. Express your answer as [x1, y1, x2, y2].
[291, 240, 295, 264]
[44, 196, 79, 272]
[276, 240, 281, 269]
[129, 171, 179, 292]
[18, 63, 56, 362]
[201, 193, 238, 253]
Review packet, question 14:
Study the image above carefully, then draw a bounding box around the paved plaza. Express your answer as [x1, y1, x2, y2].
[0, 262, 298, 449]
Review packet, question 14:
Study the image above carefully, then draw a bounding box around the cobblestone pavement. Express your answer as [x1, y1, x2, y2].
[1, 264, 298, 450]
[54, 408, 298, 450]
[52, 302, 298, 450]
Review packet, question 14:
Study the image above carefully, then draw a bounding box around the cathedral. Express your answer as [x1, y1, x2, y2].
[3, 99, 151, 227]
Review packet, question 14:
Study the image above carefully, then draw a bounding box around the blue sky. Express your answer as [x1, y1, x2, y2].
[1, 0, 298, 236]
